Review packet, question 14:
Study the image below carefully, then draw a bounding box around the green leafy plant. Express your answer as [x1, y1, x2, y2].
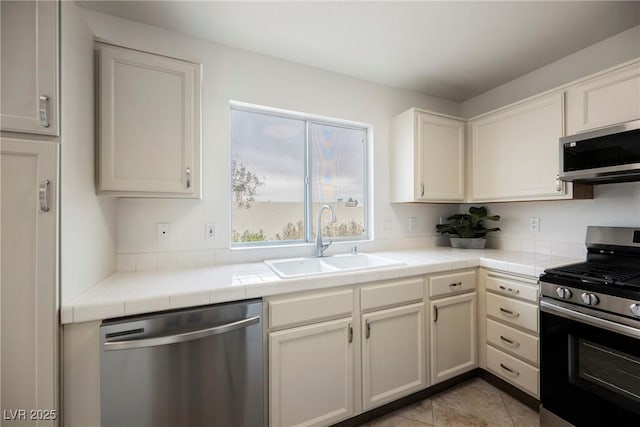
[436, 206, 500, 238]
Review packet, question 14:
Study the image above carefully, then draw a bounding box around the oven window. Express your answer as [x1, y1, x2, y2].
[570, 337, 640, 409]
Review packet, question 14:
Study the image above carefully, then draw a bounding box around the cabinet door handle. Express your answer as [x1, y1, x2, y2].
[185, 167, 192, 189]
[434, 305, 438, 322]
[39, 180, 50, 212]
[500, 335, 520, 348]
[420, 182, 425, 197]
[365, 319, 371, 339]
[500, 363, 520, 377]
[499, 307, 519, 318]
[348, 323, 353, 343]
[39, 95, 50, 128]
[556, 174, 562, 192]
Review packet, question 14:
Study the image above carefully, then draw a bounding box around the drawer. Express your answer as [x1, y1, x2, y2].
[487, 319, 539, 365]
[486, 273, 538, 303]
[269, 289, 353, 329]
[428, 270, 476, 298]
[486, 293, 538, 333]
[487, 345, 539, 398]
[361, 278, 424, 312]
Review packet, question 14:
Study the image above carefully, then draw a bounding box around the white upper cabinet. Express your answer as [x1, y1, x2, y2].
[390, 109, 465, 202]
[469, 92, 585, 202]
[97, 43, 202, 197]
[1, 0, 59, 136]
[566, 61, 640, 135]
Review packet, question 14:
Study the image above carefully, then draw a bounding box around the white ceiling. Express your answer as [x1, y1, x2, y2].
[76, 1, 640, 101]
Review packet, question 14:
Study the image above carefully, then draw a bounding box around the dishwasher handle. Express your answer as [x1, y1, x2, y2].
[104, 315, 260, 351]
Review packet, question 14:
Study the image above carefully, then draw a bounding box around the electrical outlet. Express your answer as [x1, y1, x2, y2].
[157, 223, 170, 241]
[528, 217, 540, 232]
[409, 217, 417, 232]
[205, 223, 216, 241]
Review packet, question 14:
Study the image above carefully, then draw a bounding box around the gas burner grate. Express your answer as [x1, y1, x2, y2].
[549, 262, 640, 283]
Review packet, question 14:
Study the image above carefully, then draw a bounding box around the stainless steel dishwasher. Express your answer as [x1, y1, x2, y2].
[100, 299, 264, 427]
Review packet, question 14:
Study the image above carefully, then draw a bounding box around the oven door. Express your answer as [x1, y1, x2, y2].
[540, 298, 640, 427]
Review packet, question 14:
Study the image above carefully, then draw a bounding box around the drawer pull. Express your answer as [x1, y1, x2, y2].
[449, 282, 462, 289]
[500, 363, 520, 377]
[499, 285, 520, 294]
[500, 335, 520, 348]
[499, 307, 520, 318]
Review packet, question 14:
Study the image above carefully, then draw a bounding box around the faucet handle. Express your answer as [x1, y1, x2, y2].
[351, 245, 358, 255]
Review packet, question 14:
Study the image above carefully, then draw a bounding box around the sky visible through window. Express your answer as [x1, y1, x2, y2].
[231, 108, 367, 244]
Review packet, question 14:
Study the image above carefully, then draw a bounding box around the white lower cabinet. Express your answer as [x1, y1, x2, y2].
[362, 303, 426, 410]
[429, 292, 477, 384]
[482, 270, 540, 398]
[269, 317, 355, 427]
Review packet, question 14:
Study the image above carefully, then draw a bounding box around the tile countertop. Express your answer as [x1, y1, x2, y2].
[61, 248, 581, 324]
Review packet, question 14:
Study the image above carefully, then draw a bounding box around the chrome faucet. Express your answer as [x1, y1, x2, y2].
[315, 204, 337, 257]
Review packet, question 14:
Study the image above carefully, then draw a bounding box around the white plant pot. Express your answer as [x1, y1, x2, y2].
[449, 237, 487, 249]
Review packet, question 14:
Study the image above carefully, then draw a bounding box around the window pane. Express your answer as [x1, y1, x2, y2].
[231, 110, 305, 243]
[310, 123, 366, 239]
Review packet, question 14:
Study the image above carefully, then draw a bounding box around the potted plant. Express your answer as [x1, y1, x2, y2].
[436, 206, 500, 249]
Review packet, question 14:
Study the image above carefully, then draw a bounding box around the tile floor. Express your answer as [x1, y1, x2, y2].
[363, 378, 539, 427]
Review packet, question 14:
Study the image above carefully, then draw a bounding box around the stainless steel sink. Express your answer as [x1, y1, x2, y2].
[265, 253, 405, 278]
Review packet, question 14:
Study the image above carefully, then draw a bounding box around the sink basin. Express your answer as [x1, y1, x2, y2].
[322, 253, 404, 270]
[265, 253, 405, 278]
[264, 258, 339, 278]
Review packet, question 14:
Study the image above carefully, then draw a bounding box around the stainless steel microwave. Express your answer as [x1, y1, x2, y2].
[559, 120, 640, 184]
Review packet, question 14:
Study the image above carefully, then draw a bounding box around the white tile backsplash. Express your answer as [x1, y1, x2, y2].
[116, 254, 136, 272]
[177, 251, 198, 270]
[135, 253, 158, 272]
[157, 252, 178, 272]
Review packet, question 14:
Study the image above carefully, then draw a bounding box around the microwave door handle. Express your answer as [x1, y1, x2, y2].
[103, 316, 260, 351]
[540, 300, 640, 340]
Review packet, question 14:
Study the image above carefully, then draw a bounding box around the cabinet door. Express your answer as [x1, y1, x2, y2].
[97, 44, 201, 197]
[1, 138, 59, 425]
[0, 0, 59, 135]
[269, 318, 354, 427]
[417, 113, 465, 201]
[470, 92, 566, 201]
[566, 62, 640, 135]
[430, 293, 477, 385]
[362, 303, 425, 410]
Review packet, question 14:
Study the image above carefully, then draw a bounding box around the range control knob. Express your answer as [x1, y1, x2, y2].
[630, 303, 640, 317]
[555, 287, 572, 299]
[580, 293, 600, 306]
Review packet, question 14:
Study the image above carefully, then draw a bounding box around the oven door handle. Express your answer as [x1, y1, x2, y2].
[540, 300, 640, 340]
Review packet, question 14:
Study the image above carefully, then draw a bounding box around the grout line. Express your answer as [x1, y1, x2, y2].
[498, 391, 517, 427]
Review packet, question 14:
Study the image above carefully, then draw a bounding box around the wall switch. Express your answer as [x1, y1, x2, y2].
[157, 223, 171, 241]
[528, 217, 540, 232]
[409, 217, 417, 232]
[205, 223, 216, 241]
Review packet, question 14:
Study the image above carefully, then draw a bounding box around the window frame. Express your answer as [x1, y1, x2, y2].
[230, 102, 371, 248]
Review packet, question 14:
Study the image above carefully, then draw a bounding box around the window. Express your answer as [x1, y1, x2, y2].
[230, 105, 368, 246]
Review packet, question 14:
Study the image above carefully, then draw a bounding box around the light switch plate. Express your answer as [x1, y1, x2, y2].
[528, 217, 540, 232]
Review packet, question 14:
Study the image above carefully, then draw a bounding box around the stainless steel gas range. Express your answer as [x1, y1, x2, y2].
[539, 226, 640, 427]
